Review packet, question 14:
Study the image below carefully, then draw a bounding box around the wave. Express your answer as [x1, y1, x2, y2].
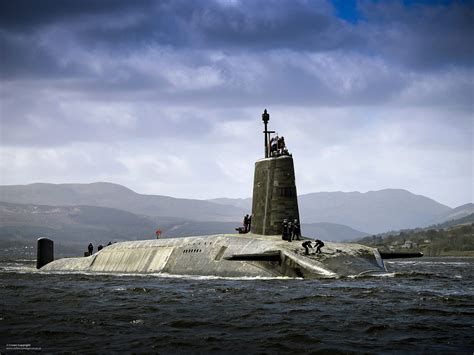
[386, 260, 471, 266]
[31, 269, 300, 281]
[0, 263, 36, 273]
[347, 272, 396, 279]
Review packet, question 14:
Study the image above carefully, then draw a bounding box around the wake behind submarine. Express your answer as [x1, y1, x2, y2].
[37, 110, 422, 278]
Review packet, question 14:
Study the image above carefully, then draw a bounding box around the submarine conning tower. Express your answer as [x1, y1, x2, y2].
[251, 109, 300, 235]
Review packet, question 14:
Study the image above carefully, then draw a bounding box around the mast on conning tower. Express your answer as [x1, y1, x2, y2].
[262, 109, 275, 158]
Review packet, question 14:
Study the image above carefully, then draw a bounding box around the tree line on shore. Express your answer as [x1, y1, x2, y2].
[357, 215, 473, 256]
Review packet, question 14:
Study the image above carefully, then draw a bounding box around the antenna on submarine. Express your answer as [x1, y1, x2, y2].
[262, 109, 275, 158]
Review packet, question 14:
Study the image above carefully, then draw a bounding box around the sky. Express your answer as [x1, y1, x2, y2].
[0, 0, 472, 208]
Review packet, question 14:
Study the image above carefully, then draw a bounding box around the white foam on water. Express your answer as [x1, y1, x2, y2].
[387, 260, 470, 266]
[147, 273, 300, 281]
[0, 263, 36, 274]
[33, 269, 301, 280]
[347, 272, 396, 279]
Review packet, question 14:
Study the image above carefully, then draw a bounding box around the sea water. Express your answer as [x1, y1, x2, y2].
[1, 257, 472, 353]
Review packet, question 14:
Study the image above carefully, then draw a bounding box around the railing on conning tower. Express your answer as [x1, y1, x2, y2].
[261, 109, 291, 158]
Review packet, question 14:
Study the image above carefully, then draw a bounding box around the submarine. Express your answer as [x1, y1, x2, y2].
[37, 110, 422, 278]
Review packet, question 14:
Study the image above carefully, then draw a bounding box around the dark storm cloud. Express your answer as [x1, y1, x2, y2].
[0, 31, 91, 79]
[1, 0, 472, 142]
[4, 0, 353, 51]
[0, 0, 152, 31]
[359, 1, 474, 70]
[0, 0, 356, 79]
[1, 0, 472, 81]
[188, 1, 355, 51]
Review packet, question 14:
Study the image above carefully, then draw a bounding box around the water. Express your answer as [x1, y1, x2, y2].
[1, 257, 473, 353]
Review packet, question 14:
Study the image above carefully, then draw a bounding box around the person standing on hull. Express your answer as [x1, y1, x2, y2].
[243, 214, 250, 233]
[287, 220, 293, 242]
[281, 219, 289, 240]
[292, 219, 301, 240]
[88, 243, 93, 256]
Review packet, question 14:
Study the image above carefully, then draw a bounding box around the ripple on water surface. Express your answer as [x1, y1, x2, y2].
[0, 257, 473, 353]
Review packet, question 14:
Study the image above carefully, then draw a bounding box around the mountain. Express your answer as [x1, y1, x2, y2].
[430, 213, 474, 230]
[0, 200, 366, 249]
[0, 182, 460, 234]
[208, 197, 252, 211]
[300, 223, 367, 242]
[209, 189, 453, 233]
[356, 215, 474, 257]
[297, 189, 451, 233]
[161, 221, 240, 237]
[0, 182, 246, 222]
[433, 203, 474, 224]
[0, 201, 177, 244]
[0, 204, 363, 259]
[161, 221, 367, 241]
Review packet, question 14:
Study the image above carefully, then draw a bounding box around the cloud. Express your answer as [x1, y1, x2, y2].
[1, 0, 471, 70]
[0, 0, 151, 31]
[359, 0, 474, 70]
[0, 0, 472, 207]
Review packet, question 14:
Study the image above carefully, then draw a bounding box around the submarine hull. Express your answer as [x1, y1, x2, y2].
[38, 111, 400, 278]
[39, 234, 386, 278]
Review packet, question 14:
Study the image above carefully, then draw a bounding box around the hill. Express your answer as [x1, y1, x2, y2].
[0, 200, 366, 251]
[163, 221, 367, 241]
[431, 213, 474, 229]
[432, 203, 474, 224]
[356, 214, 474, 256]
[0, 182, 246, 222]
[209, 189, 453, 233]
[0, 182, 466, 235]
[208, 197, 252, 210]
[300, 222, 367, 242]
[0, 201, 176, 244]
[297, 189, 452, 233]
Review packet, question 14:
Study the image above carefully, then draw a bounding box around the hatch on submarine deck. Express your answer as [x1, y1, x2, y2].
[37, 109, 422, 278]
